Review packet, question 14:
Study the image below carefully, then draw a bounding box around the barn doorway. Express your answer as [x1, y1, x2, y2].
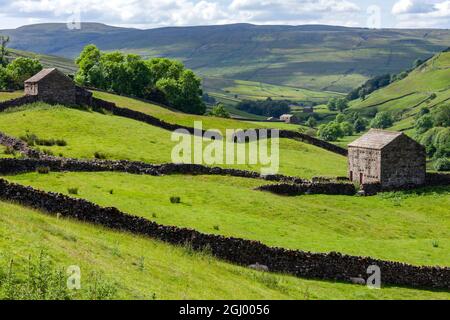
[359, 173, 364, 184]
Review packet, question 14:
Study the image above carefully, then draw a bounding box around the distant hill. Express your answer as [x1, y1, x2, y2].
[349, 50, 450, 132]
[2, 23, 450, 96]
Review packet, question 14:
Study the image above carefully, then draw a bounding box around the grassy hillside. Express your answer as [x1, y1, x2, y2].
[0, 103, 347, 177]
[1, 200, 448, 300]
[350, 51, 450, 133]
[5, 171, 450, 268]
[3, 23, 450, 97]
[7, 49, 77, 74]
[0, 91, 23, 102]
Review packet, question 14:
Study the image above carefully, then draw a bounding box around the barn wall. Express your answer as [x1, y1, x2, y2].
[380, 136, 426, 188]
[37, 72, 76, 105]
[348, 147, 381, 184]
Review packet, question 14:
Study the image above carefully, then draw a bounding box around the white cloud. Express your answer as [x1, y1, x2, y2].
[392, 0, 450, 28]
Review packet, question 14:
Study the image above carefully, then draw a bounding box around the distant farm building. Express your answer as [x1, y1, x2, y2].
[280, 114, 300, 124]
[25, 68, 76, 105]
[348, 129, 426, 188]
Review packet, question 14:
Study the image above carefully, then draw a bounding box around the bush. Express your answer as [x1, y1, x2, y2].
[236, 98, 290, 117]
[170, 196, 181, 204]
[340, 121, 354, 136]
[371, 112, 393, 129]
[318, 122, 344, 141]
[207, 103, 230, 118]
[434, 158, 450, 171]
[94, 152, 107, 160]
[55, 139, 67, 147]
[36, 166, 50, 174]
[4, 146, 15, 155]
[67, 187, 79, 195]
[415, 114, 434, 134]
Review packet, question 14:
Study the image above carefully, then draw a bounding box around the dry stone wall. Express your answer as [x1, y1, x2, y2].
[0, 178, 448, 290]
[0, 95, 38, 112]
[257, 182, 357, 196]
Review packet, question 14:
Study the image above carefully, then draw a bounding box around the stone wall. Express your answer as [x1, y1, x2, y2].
[0, 178, 447, 290]
[36, 72, 76, 105]
[257, 182, 357, 196]
[0, 95, 38, 112]
[381, 135, 426, 188]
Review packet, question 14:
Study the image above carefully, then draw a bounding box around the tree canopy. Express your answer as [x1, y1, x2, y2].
[75, 44, 205, 115]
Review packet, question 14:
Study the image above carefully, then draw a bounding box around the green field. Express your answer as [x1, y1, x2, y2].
[0, 103, 346, 177]
[0, 91, 449, 299]
[2, 200, 448, 300]
[0, 91, 23, 102]
[5, 171, 450, 269]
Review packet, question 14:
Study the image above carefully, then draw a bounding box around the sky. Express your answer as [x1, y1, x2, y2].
[0, 0, 449, 30]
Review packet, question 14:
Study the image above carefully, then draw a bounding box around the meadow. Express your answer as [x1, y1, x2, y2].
[1, 200, 448, 300]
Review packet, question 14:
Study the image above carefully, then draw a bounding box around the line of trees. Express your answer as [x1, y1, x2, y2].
[236, 98, 290, 117]
[75, 44, 206, 115]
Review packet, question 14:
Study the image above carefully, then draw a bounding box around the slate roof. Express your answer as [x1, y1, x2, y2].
[24, 68, 58, 83]
[348, 129, 403, 150]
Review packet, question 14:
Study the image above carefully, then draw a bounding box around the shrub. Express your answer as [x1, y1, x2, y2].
[36, 166, 50, 174]
[41, 149, 54, 156]
[170, 196, 181, 204]
[318, 122, 344, 141]
[213, 225, 220, 231]
[371, 112, 393, 129]
[207, 103, 230, 118]
[340, 121, 354, 136]
[94, 152, 107, 160]
[434, 158, 450, 172]
[67, 187, 79, 195]
[55, 139, 67, 147]
[19, 133, 37, 146]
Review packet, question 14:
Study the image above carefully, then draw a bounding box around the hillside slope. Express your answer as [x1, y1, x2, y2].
[349, 50, 450, 132]
[2, 23, 450, 94]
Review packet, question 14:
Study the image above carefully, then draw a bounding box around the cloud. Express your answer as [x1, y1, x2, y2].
[391, 0, 450, 27]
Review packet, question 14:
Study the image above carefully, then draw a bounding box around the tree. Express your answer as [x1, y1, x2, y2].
[75, 44, 102, 86]
[208, 103, 230, 118]
[0, 35, 10, 67]
[340, 121, 354, 136]
[415, 114, 433, 134]
[306, 116, 317, 128]
[335, 98, 349, 112]
[6, 57, 42, 89]
[371, 112, 393, 129]
[0, 67, 9, 89]
[318, 122, 344, 141]
[353, 117, 367, 133]
[434, 158, 450, 172]
[433, 104, 450, 127]
[335, 113, 345, 123]
[327, 98, 337, 111]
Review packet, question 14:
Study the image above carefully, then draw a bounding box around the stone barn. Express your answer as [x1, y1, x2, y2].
[280, 114, 300, 124]
[24, 68, 76, 105]
[348, 129, 426, 188]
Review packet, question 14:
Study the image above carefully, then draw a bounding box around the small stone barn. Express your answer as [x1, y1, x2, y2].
[280, 114, 300, 124]
[348, 129, 426, 188]
[24, 68, 76, 105]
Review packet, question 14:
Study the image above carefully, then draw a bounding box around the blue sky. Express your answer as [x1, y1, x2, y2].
[0, 0, 449, 29]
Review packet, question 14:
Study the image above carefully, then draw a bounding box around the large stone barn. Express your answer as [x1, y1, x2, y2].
[348, 129, 426, 188]
[24, 68, 76, 105]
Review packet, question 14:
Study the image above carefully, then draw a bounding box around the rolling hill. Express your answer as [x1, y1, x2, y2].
[2, 23, 450, 100]
[349, 50, 450, 133]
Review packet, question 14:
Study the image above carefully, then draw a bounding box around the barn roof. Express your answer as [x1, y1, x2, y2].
[280, 114, 294, 118]
[348, 129, 403, 150]
[24, 68, 59, 83]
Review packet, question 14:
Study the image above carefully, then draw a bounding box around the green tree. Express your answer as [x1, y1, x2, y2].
[340, 121, 354, 136]
[6, 57, 42, 89]
[434, 157, 450, 171]
[353, 117, 367, 133]
[433, 104, 450, 127]
[371, 112, 393, 129]
[415, 114, 434, 134]
[327, 98, 337, 111]
[0, 67, 9, 89]
[306, 116, 317, 128]
[75, 44, 102, 86]
[0, 35, 10, 67]
[208, 103, 230, 118]
[335, 113, 345, 123]
[318, 122, 344, 141]
[146, 58, 184, 85]
[335, 98, 349, 112]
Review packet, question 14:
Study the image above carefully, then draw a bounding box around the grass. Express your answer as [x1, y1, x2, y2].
[349, 51, 450, 130]
[2, 201, 448, 300]
[0, 103, 347, 177]
[6, 172, 450, 268]
[0, 91, 23, 102]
